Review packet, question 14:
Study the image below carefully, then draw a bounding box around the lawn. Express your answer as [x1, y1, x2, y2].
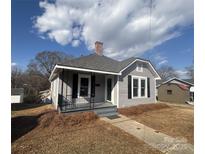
[119, 103, 194, 144]
[12, 103, 162, 154]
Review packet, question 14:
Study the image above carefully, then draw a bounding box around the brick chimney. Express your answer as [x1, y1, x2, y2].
[95, 41, 103, 56]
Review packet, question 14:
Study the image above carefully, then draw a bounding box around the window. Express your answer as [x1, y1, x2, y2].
[141, 79, 145, 97]
[133, 78, 138, 97]
[78, 74, 91, 97]
[167, 90, 172, 95]
[136, 64, 143, 72]
[132, 76, 147, 98]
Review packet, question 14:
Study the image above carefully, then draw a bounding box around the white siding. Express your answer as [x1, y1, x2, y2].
[51, 76, 59, 109]
[11, 95, 23, 103]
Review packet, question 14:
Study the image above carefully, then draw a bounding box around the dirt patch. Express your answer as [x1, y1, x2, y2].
[118, 103, 170, 116]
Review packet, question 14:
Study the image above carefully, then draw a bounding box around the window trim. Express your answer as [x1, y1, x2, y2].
[131, 76, 147, 99]
[136, 64, 143, 72]
[78, 74, 91, 98]
[132, 78, 139, 97]
[140, 78, 146, 97]
[105, 75, 114, 103]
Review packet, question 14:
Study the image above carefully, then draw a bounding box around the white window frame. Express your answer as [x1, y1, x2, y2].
[78, 74, 91, 98]
[136, 63, 143, 72]
[132, 76, 147, 98]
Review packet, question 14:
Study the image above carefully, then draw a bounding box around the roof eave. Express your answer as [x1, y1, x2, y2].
[160, 77, 194, 86]
[49, 64, 121, 81]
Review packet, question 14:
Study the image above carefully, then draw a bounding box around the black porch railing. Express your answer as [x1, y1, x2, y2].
[58, 94, 95, 112]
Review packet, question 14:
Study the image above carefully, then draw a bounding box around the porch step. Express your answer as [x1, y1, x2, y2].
[94, 105, 117, 117]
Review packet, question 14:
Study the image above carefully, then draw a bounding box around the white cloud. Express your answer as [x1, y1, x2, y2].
[71, 40, 80, 47]
[11, 62, 17, 67]
[34, 0, 193, 60]
[11, 62, 17, 66]
[151, 52, 168, 66]
[158, 59, 168, 66]
[176, 70, 189, 79]
[48, 29, 72, 45]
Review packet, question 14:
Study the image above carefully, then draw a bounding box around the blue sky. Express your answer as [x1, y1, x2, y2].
[12, 0, 90, 69]
[12, 0, 193, 77]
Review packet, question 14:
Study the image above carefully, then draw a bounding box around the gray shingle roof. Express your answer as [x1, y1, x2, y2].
[58, 54, 137, 73]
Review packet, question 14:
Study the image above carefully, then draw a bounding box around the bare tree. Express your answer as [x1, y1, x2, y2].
[28, 51, 74, 78]
[11, 51, 74, 103]
[157, 65, 179, 81]
[185, 64, 194, 79]
[26, 51, 74, 91]
[11, 66, 24, 88]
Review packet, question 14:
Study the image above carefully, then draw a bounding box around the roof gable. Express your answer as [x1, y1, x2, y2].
[119, 58, 161, 79]
[160, 78, 194, 86]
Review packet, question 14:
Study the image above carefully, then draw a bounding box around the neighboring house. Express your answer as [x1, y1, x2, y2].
[11, 88, 24, 103]
[157, 78, 194, 104]
[39, 89, 51, 103]
[49, 41, 161, 115]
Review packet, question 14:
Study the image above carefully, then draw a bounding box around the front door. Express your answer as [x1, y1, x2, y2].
[77, 74, 91, 104]
[106, 78, 112, 101]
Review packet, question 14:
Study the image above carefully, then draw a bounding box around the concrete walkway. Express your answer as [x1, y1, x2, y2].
[101, 114, 194, 154]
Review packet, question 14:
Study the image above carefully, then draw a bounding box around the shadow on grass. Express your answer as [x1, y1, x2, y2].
[11, 110, 55, 143]
[11, 115, 38, 143]
[11, 103, 50, 111]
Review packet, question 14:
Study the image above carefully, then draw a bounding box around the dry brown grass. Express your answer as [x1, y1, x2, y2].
[11, 103, 54, 117]
[12, 103, 162, 154]
[120, 103, 194, 144]
[118, 103, 170, 116]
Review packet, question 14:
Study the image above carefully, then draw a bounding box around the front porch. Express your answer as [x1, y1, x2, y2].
[52, 69, 119, 116]
[60, 101, 117, 116]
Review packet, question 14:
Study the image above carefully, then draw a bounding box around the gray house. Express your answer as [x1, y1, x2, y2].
[49, 41, 161, 115]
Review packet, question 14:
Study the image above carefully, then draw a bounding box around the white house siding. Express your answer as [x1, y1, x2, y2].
[118, 61, 156, 108]
[51, 76, 59, 109]
[112, 75, 118, 107]
[11, 95, 23, 103]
